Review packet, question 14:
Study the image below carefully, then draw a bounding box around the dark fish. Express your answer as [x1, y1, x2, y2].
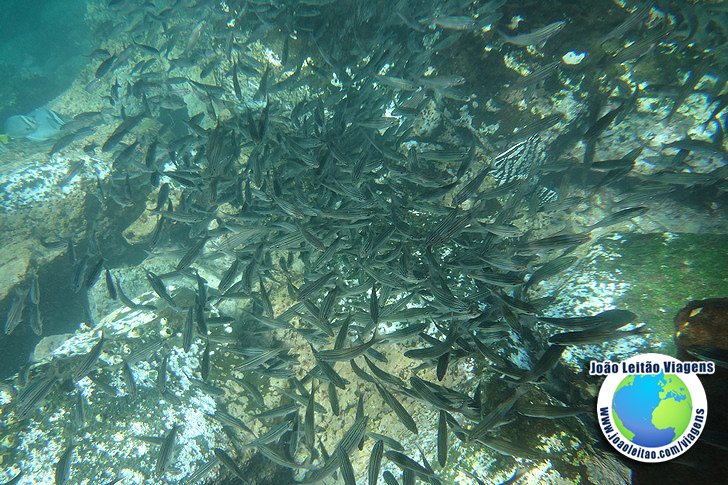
[661, 136, 728, 159]
[350, 359, 375, 383]
[115, 277, 154, 312]
[241, 311, 290, 331]
[299, 224, 326, 252]
[133, 38, 159, 56]
[211, 410, 253, 435]
[15, 373, 57, 419]
[95, 53, 117, 78]
[666, 62, 709, 123]
[319, 286, 338, 325]
[382, 471, 399, 485]
[479, 437, 543, 459]
[214, 448, 247, 481]
[315, 334, 380, 362]
[101, 112, 145, 153]
[583, 102, 627, 142]
[415, 446, 440, 485]
[296, 271, 336, 301]
[368, 440, 384, 485]
[73, 331, 104, 382]
[380, 323, 428, 344]
[539, 309, 636, 332]
[590, 205, 648, 231]
[87, 372, 117, 397]
[201, 338, 210, 381]
[144, 269, 177, 308]
[337, 447, 356, 485]
[384, 451, 434, 477]
[145, 142, 159, 171]
[183, 458, 220, 485]
[548, 325, 649, 345]
[685, 345, 728, 368]
[328, 381, 340, 416]
[183, 306, 194, 352]
[122, 360, 137, 399]
[452, 167, 490, 207]
[232, 60, 243, 101]
[235, 347, 290, 371]
[39, 237, 68, 251]
[517, 233, 590, 255]
[85, 256, 104, 289]
[370, 283, 379, 326]
[49, 131, 78, 158]
[1, 471, 23, 485]
[305, 381, 316, 448]
[258, 275, 274, 318]
[69, 256, 88, 294]
[507, 61, 560, 92]
[196, 270, 208, 305]
[135, 435, 164, 446]
[373, 380, 418, 435]
[4, 289, 28, 335]
[591, 148, 642, 173]
[367, 432, 404, 452]
[517, 403, 591, 418]
[257, 444, 313, 470]
[301, 416, 368, 483]
[28, 302, 43, 336]
[520, 345, 567, 383]
[218, 258, 240, 294]
[54, 444, 75, 485]
[157, 353, 168, 392]
[156, 425, 180, 478]
[438, 410, 448, 467]
[378, 75, 419, 90]
[522, 256, 577, 293]
[599, 2, 653, 44]
[125, 340, 165, 366]
[254, 64, 270, 101]
[247, 420, 294, 447]
[252, 403, 299, 421]
[176, 235, 208, 271]
[288, 412, 301, 459]
[104, 268, 117, 300]
[467, 386, 529, 441]
[418, 14, 472, 30]
[499, 20, 566, 46]
[185, 20, 207, 54]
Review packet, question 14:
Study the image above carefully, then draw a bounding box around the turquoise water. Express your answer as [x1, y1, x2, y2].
[0, 0, 91, 122]
[0, 1, 726, 484]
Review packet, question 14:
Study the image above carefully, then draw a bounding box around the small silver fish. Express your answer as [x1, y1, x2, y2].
[500, 20, 566, 46]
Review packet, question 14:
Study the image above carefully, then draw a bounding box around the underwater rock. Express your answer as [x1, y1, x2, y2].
[630, 298, 728, 483]
[30, 333, 74, 362]
[122, 211, 159, 246]
[0, 240, 32, 301]
[673, 298, 728, 448]
[674, 297, 728, 351]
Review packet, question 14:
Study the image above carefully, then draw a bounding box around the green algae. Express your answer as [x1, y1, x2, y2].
[601, 232, 728, 356]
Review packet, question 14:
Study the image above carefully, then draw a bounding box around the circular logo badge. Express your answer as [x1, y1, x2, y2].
[596, 353, 708, 463]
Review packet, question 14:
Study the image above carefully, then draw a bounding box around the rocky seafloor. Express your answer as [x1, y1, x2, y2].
[1, 1, 728, 484]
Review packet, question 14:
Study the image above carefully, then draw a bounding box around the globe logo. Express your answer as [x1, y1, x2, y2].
[611, 373, 692, 448]
[593, 353, 710, 463]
